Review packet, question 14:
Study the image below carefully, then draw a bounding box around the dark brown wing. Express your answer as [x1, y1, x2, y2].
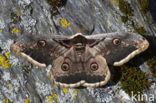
[10, 34, 69, 68]
[86, 32, 149, 66]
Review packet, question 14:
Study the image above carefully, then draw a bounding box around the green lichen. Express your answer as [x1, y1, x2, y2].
[119, 0, 133, 24]
[137, 0, 149, 14]
[46, 0, 67, 14]
[120, 65, 151, 98]
[121, 16, 128, 23]
[0, 47, 2, 53]
[119, 0, 133, 16]
[147, 57, 156, 78]
[118, 0, 149, 35]
[46, 0, 64, 8]
[134, 27, 147, 35]
[24, 5, 31, 10]
[146, 14, 153, 25]
[140, 101, 146, 103]
[10, 12, 21, 24]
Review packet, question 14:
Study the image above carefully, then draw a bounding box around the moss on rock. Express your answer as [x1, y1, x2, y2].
[120, 65, 151, 98]
[147, 57, 156, 78]
[121, 16, 128, 23]
[134, 27, 147, 35]
[138, 36, 156, 78]
[0, 47, 2, 53]
[144, 37, 156, 78]
[137, 0, 149, 14]
[46, 0, 66, 8]
[46, 0, 67, 14]
[119, 0, 133, 16]
[10, 12, 21, 24]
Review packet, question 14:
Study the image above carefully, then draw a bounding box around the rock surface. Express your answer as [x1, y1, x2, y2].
[0, 0, 156, 103]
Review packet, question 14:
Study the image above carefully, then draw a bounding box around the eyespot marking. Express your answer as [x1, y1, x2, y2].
[90, 62, 98, 71]
[112, 38, 121, 45]
[37, 40, 47, 47]
[61, 62, 70, 71]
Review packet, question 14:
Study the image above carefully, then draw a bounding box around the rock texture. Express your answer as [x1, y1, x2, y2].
[0, 0, 156, 103]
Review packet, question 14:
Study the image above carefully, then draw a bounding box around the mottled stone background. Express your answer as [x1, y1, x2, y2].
[0, 0, 156, 103]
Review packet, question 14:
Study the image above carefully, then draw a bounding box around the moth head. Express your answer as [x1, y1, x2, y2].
[49, 46, 110, 88]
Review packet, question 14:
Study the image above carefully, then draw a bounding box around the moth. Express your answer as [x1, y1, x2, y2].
[10, 32, 149, 88]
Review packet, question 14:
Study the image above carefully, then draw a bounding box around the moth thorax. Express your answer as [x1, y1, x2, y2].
[74, 43, 86, 55]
